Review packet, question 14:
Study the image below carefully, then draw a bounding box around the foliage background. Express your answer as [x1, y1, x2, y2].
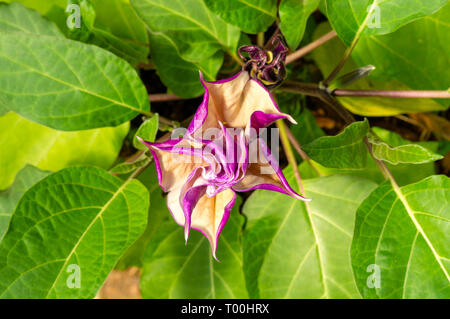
[0, 0, 448, 299]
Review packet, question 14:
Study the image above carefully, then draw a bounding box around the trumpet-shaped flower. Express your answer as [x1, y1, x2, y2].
[139, 71, 310, 259]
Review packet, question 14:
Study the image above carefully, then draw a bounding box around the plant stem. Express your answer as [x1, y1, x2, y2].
[276, 119, 305, 194]
[333, 89, 450, 99]
[286, 30, 337, 65]
[149, 93, 185, 102]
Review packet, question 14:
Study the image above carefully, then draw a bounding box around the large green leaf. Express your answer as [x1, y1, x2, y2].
[369, 127, 443, 165]
[90, 0, 149, 63]
[0, 112, 129, 190]
[0, 2, 62, 36]
[0, 165, 50, 241]
[60, 0, 150, 66]
[352, 3, 450, 103]
[148, 32, 222, 98]
[279, 0, 320, 50]
[351, 176, 450, 298]
[131, 0, 240, 63]
[243, 170, 378, 298]
[140, 196, 247, 298]
[311, 23, 447, 116]
[0, 31, 149, 130]
[303, 120, 369, 169]
[324, 0, 447, 45]
[204, 0, 277, 34]
[1, 0, 66, 15]
[0, 166, 149, 298]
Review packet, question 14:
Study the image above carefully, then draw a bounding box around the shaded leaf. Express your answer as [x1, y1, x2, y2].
[303, 119, 369, 169]
[369, 127, 443, 164]
[0, 112, 129, 190]
[0, 2, 62, 36]
[204, 0, 277, 34]
[148, 32, 222, 98]
[324, 0, 447, 45]
[131, 0, 240, 62]
[243, 170, 377, 298]
[351, 176, 450, 298]
[0, 166, 149, 298]
[311, 23, 447, 116]
[352, 3, 450, 106]
[134, 114, 158, 150]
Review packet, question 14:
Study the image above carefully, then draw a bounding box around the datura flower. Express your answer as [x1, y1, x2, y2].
[139, 70, 310, 259]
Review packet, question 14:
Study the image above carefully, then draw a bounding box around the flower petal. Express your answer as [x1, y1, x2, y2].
[190, 189, 236, 259]
[138, 137, 205, 192]
[187, 72, 295, 135]
[232, 138, 311, 202]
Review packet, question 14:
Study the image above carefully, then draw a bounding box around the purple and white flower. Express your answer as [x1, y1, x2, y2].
[139, 69, 310, 259]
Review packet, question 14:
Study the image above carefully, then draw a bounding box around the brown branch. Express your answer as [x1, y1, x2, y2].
[333, 89, 450, 99]
[286, 30, 337, 65]
[149, 93, 185, 103]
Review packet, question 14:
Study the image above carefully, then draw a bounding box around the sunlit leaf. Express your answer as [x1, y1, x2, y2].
[0, 166, 149, 298]
[243, 169, 377, 298]
[351, 176, 450, 298]
[0, 112, 129, 190]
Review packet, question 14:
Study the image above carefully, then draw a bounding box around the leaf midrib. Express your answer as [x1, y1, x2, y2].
[0, 45, 144, 115]
[45, 179, 132, 298]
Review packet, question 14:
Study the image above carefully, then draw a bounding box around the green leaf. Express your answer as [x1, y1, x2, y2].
[140, 196, 247, 298]
[0, 166, 149, 298]
[1, 0, 67, 15]
[134, 114, 158, 150]
[0, 2, 62, 36]
[0, 32, 150, 130]
[148, 32, 222, 98]
[204, 0, 277, 34]
[243, 170, 378, 298]
[311, 23, 447, 116]
[90, 0, 149, 64]
[131, 0, 240, 63]
[63, 0, 150, 66]
[351, 176, 450, 298]
[0, 112, 129, 190]
[301, 153, 439, 187]
[369, 127, 443, 165]
[303, 120, 370, 169]
[116, 163, 170, 269]
[325, 0, 448, 45]
[352, 3, 450, 105]
[0, 165, 50, 241]
[279, 0, 320, 49]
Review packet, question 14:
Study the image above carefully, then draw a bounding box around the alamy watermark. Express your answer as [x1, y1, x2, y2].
[366, 264, 381, 289]
[66, 4, 81, 29]
[66, 264, 81, 289]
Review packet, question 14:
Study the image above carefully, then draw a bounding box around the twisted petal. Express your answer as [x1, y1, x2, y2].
[188, 72, 296, 136]
[168, 182, 236, 260]
[232, 138, 311, 202]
